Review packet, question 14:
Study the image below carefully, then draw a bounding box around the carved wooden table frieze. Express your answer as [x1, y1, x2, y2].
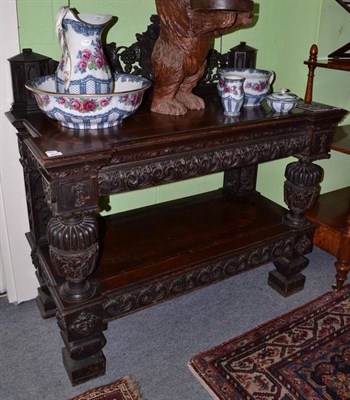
[7, 87, 346, 385]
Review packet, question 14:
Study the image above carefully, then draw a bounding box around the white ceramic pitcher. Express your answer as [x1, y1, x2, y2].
[55, 7, 114, 94]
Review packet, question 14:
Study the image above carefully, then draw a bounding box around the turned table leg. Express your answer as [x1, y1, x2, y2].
[268, 157, 324, 296]
[334, 212, 350, 291]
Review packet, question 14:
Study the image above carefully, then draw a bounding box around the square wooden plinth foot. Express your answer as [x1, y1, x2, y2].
[268, 271, 306, 297]
[62, 348, 106, 386]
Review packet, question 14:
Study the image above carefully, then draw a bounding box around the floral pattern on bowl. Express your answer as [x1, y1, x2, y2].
[26, 73, 151, 130]
[218, 68, 275, 107]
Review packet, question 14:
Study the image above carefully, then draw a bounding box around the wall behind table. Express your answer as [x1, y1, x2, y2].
[16, 0, 349, 211]
[17, 0, 156, 59]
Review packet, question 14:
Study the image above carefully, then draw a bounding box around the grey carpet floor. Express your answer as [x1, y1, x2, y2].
[0, 247, 342, 400]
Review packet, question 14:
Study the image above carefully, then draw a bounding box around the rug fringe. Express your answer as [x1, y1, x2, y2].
[123, 376, 149, 400]
[68, 375, 148, 400]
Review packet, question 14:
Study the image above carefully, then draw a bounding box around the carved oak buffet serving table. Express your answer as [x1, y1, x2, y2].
[7, 87, 346, 385]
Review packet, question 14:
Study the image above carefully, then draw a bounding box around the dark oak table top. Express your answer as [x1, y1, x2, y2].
[7, 87, 347, 170]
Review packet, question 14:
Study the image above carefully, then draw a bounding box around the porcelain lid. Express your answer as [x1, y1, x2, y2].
[267, 88, 298, 102]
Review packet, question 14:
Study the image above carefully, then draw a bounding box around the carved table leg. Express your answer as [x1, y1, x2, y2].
[56, 305, 107, 385]
[47, 214, 108, 384]
[47, 216, 99, 302]
[268, 158, 323, 296]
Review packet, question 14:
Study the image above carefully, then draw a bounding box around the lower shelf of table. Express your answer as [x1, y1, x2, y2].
[36, 189, 316, 318]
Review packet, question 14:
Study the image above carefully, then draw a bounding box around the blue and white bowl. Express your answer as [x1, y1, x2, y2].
[218, 68, 275, 107]
[25, 73, 151, 129]
[266, 90, 298, 113]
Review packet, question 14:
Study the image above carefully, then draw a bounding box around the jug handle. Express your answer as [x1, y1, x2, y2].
[268, 70, 275, 85]
[55, 7, 71, 91]
[55, 7, 68, 49]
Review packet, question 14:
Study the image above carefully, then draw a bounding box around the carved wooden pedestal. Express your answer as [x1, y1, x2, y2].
[7, 86, 346, 385]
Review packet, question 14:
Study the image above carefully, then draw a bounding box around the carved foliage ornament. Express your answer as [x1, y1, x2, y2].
[49, 243, 99, 282]
[109, 126, 306, 166]
[104, 237, 294, 319]
[99, 136, 310, 194]
[284, 159, 323, 227]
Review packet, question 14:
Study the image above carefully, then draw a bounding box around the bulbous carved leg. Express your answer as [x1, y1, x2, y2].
[269, 158, 323, 296]
[56, 306, 107, 385]
[47, 216, 99, 302]
[284, 158, 323, 227]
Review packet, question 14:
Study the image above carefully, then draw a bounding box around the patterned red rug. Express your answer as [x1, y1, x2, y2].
[69, 376, 147, 400]
[189, 286, 350, 399]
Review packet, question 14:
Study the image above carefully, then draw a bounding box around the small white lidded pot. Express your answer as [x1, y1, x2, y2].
[266, 89, 299, 113]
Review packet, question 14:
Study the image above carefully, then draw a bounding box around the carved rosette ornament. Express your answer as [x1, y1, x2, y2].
[69, 311, 101, 337]
[284, 159, 323, 227]
[47, 216, 99, 301]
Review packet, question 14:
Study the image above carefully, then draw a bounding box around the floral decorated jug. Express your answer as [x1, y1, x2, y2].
[55, 7, 114, 94]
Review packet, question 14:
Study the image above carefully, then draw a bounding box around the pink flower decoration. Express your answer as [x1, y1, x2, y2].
[81, 49, 92, 61]
[69, 99, 82, 111]
[83, 100, 96, 112]
[99, 99, 109, 107]
[58, 97, 66, 104]
[94, 55, 105, 68]
[78, 60, 88, 71]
